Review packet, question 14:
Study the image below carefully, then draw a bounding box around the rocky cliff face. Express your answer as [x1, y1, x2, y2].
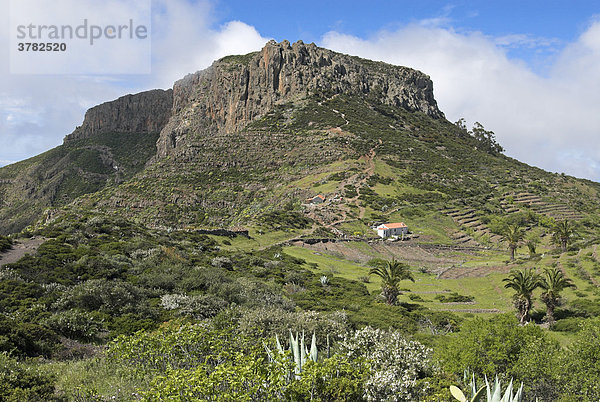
[156, 40, 443, 158]
[65, 89, 173, 142]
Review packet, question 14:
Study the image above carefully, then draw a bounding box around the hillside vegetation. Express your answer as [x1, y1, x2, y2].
[0, 131, 159, 234]
[1, 41, 600, 400]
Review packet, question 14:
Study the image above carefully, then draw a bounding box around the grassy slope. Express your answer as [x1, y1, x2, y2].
[283, 242, 600, 326]
[284, 246, 513, 313]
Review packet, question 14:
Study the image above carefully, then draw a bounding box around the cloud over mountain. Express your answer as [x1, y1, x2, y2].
[321, 19, 600, 180]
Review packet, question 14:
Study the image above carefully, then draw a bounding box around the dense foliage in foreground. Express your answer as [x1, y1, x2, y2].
[2, 314, 598, 400]
[1, 213, 600, 400]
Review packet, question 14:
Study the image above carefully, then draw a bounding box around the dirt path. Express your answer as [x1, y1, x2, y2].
[0, 237, 45, 268]
[354, 148, 376, 219]
[331, 108, 349, 126]
[327, 147, 377, 226]
[305, 145, 378, 235]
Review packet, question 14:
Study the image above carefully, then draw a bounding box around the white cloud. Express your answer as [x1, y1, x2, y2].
[150, 1, 269, 87]
[0, 0, 268, 165]
[494, 33, 561, 50]
[321, 20, 600, 181]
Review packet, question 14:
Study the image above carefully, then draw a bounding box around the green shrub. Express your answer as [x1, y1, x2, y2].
[53, 279, 155, 320]
[559, 318, 600, 400]
[0, 353, 57, 401]
[237, 307, 349, 344]
[568, 298, 600, 317]
[409, 293, 425, 302]
[142, 346, 287, 401]
[417, 311, 462, 335]
[434, 292, 474, 303]
[551, 317, 584, 333]
[107, 322, 253, 373]
[259, 210, 311, 230]
[437, 314, 561, 400]
[160, 293, 228, 319]
[44, 310, 104, 340]
[343, 184, 358, 198]
[108, 313, 157, 337]
[283, 355, 368, 401]
[0, 316, 58, 358]
[0, 236, 12, 252]
[0, 279, 44, 312]
[69, 253, 132, 281]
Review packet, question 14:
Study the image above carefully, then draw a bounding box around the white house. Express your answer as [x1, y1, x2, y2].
[376, 222, 408, 238]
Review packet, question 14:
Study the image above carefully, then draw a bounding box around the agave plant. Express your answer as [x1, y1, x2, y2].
[450, 374, 523, 402]
[264, 331, 323, 379]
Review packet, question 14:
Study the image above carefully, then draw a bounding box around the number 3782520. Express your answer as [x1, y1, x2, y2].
[17, 43, 67, 51]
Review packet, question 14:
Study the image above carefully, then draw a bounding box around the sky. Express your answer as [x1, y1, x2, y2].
[1, 0, 599, 182]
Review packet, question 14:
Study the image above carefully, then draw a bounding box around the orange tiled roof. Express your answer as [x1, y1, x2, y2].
[315, 194, 325, 200]
[380, 222, 407, 229]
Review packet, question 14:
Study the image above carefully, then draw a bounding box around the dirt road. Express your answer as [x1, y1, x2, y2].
[0, 237, 45, 268]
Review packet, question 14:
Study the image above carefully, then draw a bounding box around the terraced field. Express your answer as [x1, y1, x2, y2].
[511, 192, 584, 221]
[436, 188, 589, 255]
[439, 204, 506, 247]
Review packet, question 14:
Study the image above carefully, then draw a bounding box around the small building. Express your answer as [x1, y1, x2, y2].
[308, 194, 325, 204]
[376, 222, 408, 238]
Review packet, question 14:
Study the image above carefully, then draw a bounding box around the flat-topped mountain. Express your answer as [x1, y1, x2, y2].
[158, 39, 442, 158]
[0, 40, 599, 241]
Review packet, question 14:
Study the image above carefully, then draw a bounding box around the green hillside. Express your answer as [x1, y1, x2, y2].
[0, 131, 159, 235]
[1, 42, 600, 400]
[61, 91, 600, 250]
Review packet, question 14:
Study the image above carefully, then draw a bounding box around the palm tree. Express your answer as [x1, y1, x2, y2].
[503, 269, 541, 325]
[539, 267, 575, 325]
[502, 224, 524, 260]
[369, 259, 414, 305]
[525, 239, 537, 257]
[525, 234, 540, 258]
[553, 220, 575, 252]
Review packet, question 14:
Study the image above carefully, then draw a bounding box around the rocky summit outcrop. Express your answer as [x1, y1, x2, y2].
[65, 89, 173, 142]
[156, 40, 443, 157]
